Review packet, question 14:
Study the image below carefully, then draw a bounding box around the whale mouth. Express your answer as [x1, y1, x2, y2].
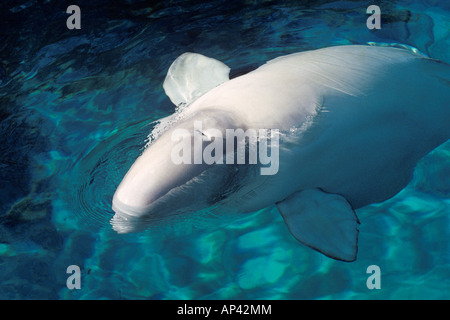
[110, 191, 181, 233]
[111, 196, 151, 233]
[111, 194, 150, 217]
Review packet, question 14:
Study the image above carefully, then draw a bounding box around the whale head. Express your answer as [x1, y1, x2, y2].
[111, 109, 250, 232]
[111, 51, 283, 232]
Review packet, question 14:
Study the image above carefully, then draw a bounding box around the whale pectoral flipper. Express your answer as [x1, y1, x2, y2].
[163, 52, 230, 106]
[276, 189, 360, 262]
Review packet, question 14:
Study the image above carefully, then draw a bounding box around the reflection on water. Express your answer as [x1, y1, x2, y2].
[0, 0, 449, 299]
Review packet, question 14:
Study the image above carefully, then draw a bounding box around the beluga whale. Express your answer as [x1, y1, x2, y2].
[111, 45, 450, 261]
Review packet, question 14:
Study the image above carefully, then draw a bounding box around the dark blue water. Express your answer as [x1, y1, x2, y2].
[0, 0, 449, 299]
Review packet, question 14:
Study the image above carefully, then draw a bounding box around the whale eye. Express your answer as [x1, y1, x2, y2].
[195, 130, 211, 141]
[196, 128, 222, 142]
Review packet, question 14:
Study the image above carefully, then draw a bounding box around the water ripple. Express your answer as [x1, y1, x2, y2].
[68, 118, 158, 229]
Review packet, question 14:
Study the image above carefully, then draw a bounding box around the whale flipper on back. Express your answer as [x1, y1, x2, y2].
[163, 52, 230, 106]
[277, 189, 360, 262]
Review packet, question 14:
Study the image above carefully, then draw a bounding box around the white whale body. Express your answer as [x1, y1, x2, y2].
[111, 45, 450, 261]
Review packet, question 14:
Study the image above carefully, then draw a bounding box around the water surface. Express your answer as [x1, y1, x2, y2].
[0, 0, 449, 299]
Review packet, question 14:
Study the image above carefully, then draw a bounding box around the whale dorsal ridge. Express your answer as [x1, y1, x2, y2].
[276, 189, 360, 262]
[163, 52, 230, 106]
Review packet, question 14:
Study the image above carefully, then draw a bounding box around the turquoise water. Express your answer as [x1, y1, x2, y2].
[1, 0, 450, 299]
